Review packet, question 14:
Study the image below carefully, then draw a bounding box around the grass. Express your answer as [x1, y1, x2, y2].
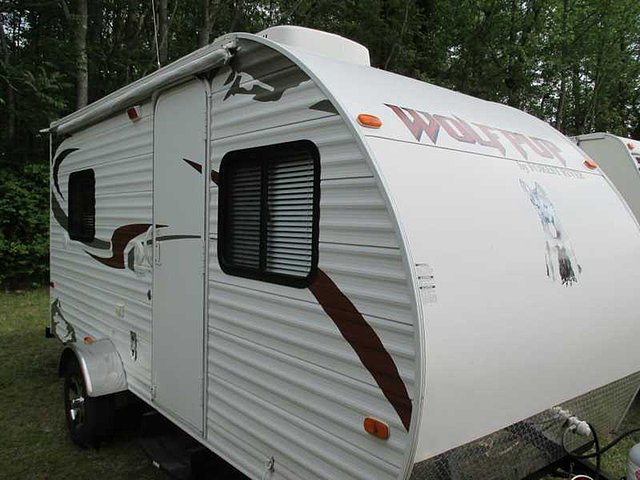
[0, 288, 638, 479]
[0, 289, 168, 480]
[601, 398, 640, 476]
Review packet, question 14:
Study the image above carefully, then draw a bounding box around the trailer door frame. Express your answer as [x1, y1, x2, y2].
[151, 78, 209, 433]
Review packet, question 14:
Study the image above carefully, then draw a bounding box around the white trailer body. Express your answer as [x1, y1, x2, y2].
[574, 133, 640, 224]
[49, 27, 640, 480]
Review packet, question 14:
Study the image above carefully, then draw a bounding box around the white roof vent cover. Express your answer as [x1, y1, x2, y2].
[258, 26, 371, 66]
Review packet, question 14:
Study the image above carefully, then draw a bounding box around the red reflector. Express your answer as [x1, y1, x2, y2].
[127, 106, 141, 121]
[83, 336, 95, 344]
[364, 417, 389, 440]
[49, 281, 55, 288]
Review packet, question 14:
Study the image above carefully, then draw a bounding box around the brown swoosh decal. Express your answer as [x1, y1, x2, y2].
[87, 224, 152, 269]
[183, 158, 202, 173]
[309, 269, 412, 430]
[183, 158, 219, 185]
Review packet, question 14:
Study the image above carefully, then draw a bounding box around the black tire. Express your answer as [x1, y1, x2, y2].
[63, 357, 115, 448]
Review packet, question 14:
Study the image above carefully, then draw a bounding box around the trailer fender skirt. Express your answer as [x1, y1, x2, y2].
[58, 339, 128, 397]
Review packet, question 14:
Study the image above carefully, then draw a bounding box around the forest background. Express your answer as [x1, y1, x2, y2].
[1, 0, 639, 287]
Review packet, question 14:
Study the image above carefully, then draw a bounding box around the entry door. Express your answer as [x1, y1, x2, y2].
[152, 79, 207, 431]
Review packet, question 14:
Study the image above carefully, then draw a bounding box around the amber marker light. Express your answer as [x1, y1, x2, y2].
[357, 113, 383, 129]
[628, 143, 635, 150]
[584, 159, 599, 170]
[364, 417, 390, 440]
[83, 336, 95, 344]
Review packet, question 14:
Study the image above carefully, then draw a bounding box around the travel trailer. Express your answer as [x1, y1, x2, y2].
[574, 133, 640, 224]
[47, 26, 640, 480]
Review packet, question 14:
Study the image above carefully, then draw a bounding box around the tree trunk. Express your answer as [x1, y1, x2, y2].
[588, 53, 604, 131]
[556, 77, 567, 131]
[0, 16, 16, 143]
[198, 0, 212, 47]
[505, 0, 518, 106]
[383, 1, 410, 70]
[554, 0, 569, 130]
[75, 0, 88, 109]
[571, 65, 583, 133]
[230, 0, 243, 31]
[158, 0, 169, 65]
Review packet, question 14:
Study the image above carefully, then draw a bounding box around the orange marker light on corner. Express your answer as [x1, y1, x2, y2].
[628, 143, 635, 150]
[364, 417, 390, 440]
[584, 159, 599, 170]
[83, 336, 95, 344]
[357, 114, 383, 129]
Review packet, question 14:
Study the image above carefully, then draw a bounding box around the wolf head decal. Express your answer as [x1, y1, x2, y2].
[520, 180, 581, 286]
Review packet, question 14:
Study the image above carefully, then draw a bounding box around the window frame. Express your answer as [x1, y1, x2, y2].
[68, 169, 96, 242]
[218, 140, 321, 288]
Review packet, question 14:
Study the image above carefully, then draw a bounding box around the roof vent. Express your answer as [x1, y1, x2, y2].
[258, 26, 370, 66]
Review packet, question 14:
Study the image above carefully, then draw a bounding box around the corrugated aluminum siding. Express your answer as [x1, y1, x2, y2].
[50, 101, 154, 399]
[205, 43, 417, 480]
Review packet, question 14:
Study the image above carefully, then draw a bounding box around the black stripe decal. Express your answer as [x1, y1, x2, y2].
[52, 148, 78, 199]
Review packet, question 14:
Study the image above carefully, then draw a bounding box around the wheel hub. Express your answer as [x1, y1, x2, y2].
[67, 377, 85, 426]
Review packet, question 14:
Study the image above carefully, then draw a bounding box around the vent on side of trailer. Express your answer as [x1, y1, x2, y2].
[219, 140, 320, 288]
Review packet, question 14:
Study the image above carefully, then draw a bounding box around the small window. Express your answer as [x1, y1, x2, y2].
[219, 140, 320, 288]
[68, 169, 96, 242]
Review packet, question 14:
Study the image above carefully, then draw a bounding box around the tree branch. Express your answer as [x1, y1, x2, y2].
[59, 0, 71, 22]
[384, 0, 411, 70]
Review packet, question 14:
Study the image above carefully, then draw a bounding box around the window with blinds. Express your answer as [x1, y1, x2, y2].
[219, 140, 320, 287]
[68, 169, 96, 242]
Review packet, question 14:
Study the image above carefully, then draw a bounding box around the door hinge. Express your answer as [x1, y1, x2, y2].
[150, 384, 157, 401]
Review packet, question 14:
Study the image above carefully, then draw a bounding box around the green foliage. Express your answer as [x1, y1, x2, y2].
[0, 163, 50, 289]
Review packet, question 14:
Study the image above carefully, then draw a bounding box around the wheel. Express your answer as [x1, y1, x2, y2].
[63, 357, 115, 447]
